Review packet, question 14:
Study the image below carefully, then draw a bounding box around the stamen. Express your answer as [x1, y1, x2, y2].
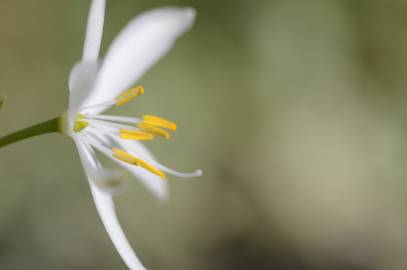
[112, 148, 166, 179]
[116, 86, 144, 106]
[137, 122, 170, 140]
[85, 114, 142, 125]
[143, 115, 177, 131]
[120, 129, 154, 141]
[88, 119, 138, 132]
[73, 114, 89, 133]
[139, 154, 203, 178]
[79, 100, 116, 112]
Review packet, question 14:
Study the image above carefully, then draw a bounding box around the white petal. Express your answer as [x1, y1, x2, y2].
[68, 61, 100, 119]
[79, 7, 196, 114]
[83, 0, 105, 61]
[74, 136, 101, 172]
[85, 130, 168, 200]
[92, 169, 129, 195]
[74, 137, 146, 270]
[88, 182, 146, 270]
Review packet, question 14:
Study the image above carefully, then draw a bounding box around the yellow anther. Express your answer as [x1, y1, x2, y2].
[116, 86, 144, 106]
[112, 148, 166, 179]
[137, 122, 170, 140]
[143, 115, 177, 131]
[73, 114, 89, 133]
[120, 129, 154, 141]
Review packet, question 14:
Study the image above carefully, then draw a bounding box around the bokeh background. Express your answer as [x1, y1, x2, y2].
[0, 0, 407, 269]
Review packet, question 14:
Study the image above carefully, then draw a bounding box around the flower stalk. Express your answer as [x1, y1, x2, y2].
[0, 117, 61, 148]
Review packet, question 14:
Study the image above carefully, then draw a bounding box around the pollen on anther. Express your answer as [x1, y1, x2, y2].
[116, 86, 144, 106]
[143, 115, 177, 131]
[112, 148, 166, 179]
[137, 122, 171, 140]
[120, 129, 154, 141]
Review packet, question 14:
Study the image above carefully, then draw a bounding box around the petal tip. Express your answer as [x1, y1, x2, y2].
[181, 7, 196, 29]
[155, 184, 169, 201]
[195, 169, 203, 177]
[183, 7, 196, 22]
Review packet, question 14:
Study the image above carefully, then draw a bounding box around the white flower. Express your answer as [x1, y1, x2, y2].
[63, 1, 201, 269]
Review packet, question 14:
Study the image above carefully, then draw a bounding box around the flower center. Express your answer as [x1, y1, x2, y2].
[72, 85, 179, 179]
[73, 86, 146, 134]
[73, 114, 89, 133]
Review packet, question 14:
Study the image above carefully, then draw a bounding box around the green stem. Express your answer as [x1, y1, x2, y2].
[0, 117, 61, 148]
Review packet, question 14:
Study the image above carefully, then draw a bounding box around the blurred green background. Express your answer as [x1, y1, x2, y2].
[1, 0, 407, 269]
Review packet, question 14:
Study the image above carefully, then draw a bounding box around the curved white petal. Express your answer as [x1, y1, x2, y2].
[88, 182, 146, 270]
[74, 136, 101, 172]
[79, 7, 196, 114]
[68, 61, 100, 119]
[83, 0, 105, 61]
[85, 130, 168, 200]
[92, 169, 129, 195]
[74, 137, 146, 270]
